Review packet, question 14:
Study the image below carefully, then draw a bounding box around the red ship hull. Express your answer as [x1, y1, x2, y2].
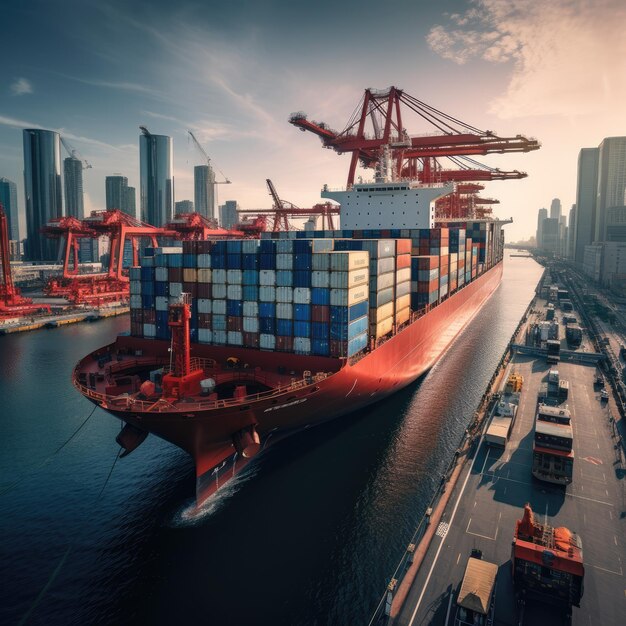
[74, 261, 502, 505]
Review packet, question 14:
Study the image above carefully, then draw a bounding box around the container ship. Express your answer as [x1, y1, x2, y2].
[73, 181, 506, 505]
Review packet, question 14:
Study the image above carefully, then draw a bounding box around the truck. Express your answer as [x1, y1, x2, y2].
[455, 550, 498, 626]
[565, 325, 582, 348]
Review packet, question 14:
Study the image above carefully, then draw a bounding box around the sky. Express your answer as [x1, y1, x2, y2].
[1, 0, 625, 241]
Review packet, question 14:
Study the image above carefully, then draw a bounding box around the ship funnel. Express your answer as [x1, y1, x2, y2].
[232, 425, 261, 458]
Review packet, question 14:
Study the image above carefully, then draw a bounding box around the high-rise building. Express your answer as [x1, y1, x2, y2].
[536, 208, 548, 248]
[175, 200, 194, 214]
[126, 187, 136, 218]
[567, 204, 576, 259]
[0, 177, 19, 243]
[606, 206, 626, 242]
[106, 174, 136, 218]
[541, 218, 559, 255]
[23, 129, 63, 261]
[559, 214, 567, 257]
[573, 147, 599, 265]
[64, 156, 84, 219]
[140, 132, 173, 227]
[194, 165, 215, 219]
[219, 200, 239, 229]
[594, 136, 626, 242]
[550, 198, 561, 220]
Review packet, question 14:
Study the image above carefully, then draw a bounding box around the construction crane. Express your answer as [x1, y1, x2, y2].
[290, 86, 539, 188]
[239, 179, 339, 231]
[0, 203, 50, 317]
[60, 137, 92, 170]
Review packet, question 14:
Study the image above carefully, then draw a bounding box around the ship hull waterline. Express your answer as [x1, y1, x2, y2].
[75, 261, 503, 507]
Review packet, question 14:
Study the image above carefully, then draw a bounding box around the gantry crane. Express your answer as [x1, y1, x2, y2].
[60, 137, 92, 170]
[0, 204, 50, 317]
[239, 179, 340, 231]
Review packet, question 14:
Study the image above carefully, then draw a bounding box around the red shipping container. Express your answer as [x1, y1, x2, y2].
[243, 332, 259, 348]
[130, 320, 143, 336]
[183, 282, 198, 298]
[143, 309, 156, 324]
[330, 339, 349, 357]
[168, 267, 183, 282]
[197, 283, 211, 298]
[227, 316, 243, 332]
[312, 305, 330, 323]
[198, 313, 211, 328]
[276, 335, 294, 352]
[130, 309, 143, 323]
[396, 254, 411, 269]
[396, 239, 411, 254]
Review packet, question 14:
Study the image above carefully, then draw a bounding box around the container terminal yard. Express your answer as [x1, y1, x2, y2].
[370, 262, 626, 625]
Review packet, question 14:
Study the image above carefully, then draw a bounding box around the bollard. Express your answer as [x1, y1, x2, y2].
[407, 543, 416, 566]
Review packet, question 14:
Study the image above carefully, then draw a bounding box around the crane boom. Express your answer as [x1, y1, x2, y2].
[60, 136, 92, 170]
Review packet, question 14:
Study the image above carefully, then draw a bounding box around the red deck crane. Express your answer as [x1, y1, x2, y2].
[0, 204, 50, 318]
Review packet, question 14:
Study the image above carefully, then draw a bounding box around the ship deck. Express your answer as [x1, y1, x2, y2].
[392, 308, 626, 624]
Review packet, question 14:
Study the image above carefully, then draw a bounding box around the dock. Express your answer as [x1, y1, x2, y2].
[372, 273, 626, 625]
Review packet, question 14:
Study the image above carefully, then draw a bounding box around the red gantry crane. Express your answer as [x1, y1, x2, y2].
[0, 204, 50, 318]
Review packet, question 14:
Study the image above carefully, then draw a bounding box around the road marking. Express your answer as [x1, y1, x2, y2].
[407, 433, 488, 626]
[456, 553, 461, 565]
[615, 535, 619, 546]
[592, 564, 623, 576]
[444, 591, 454, 626]
[480, 450, 490, 475]
[436, 522, 449, 538]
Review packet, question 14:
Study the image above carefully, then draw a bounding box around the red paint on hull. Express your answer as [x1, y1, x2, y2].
[75, 262, 503, 504]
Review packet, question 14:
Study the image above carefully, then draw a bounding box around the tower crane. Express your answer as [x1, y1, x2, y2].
[60, 137, 92, 170]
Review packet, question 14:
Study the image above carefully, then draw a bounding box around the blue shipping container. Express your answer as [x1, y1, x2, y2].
[276, 270, 293, 287]
[227, 253, 242, 269]
[243, 285, 259, 301]
[311, 288, 330, 306]
[212, 314, 227, 331]
[260, 253, 275, 270]
[348, 333, 368, 357]
[293, 270, 311, 288]
[212, 254, 227, 269]
[312, 338, 330, 356]
[294, 321, 311, 337]
[259, 302, 276, 318]
[312, 321, 328, 340]
[259, 317, 275, 334]
[276, 319, 293, 336]
[294, 303, 311, 321]
[155, 281, 168, 297]
[243, 255, 259, 270]
[349, 300, 368, 321]
[226, 300, 243, 317]
[140, 266, 155, 281]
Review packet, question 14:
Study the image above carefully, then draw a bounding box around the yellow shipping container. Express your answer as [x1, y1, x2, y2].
[370, 316, 394, 338]
[395, 294, 410, 312]
[197, 269, 212, 283]
[369, 301, 394, 323]
[395, 305, 411, 325]
[183, 268, 197, 282]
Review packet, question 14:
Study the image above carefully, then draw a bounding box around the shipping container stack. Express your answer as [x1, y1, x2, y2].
[394, 240, 411, 327]
[410, 256, 439, 311]
[464, 237, 473, 286]
[449, 228, 466, 291]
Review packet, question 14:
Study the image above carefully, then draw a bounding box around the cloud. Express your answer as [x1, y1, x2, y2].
[427, 0, 626, 118]
[10, 77, 33, 96]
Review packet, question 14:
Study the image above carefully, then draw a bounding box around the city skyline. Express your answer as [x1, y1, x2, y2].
[1, 0, 625, 241]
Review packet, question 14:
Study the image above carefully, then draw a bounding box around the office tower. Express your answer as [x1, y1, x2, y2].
[559, 215, 567, 257]
[175, 200, 194, 214]
[541, 218, 559, 254]
[126, 187, 136, 217]
[567, 205, 576, 259]
[23, 129, 62, 261]
[606, 206, 626, 242]
[549, 198, 561, 220]
[0, 177, 19, 242]
[64, 156, 84, 219]
[573, 147, 599, 264]
[219, 200, 239, 229]
[194, 164, 215, 219]
[106, 175, 128, 211]
[140, 132, 173, 227]
[595, 136, 626, 242]
[536, 208, 547, 248]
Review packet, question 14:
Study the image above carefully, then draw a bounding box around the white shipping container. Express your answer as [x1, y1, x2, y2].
[294, 337, 311, 354]
[330, 269, 369, 289]
[370, 316, 394, 338]
[130, 280, 141, 295]
[370, 271, 395, 291]
[276, 303, 293, 319]
[213, 330, 227, 345]
[197, 268, 212, 283]
[197, 253, 211, 268]
[243, 301, 258, 317]
[312, 270, 330, 288]
[329, 250, 369, 272]
[369, 301, 394, 323]
[243, 317, 259, 333]
[312, 252, 331, 271]
[130, 294, 142, 309]
[293, 287, 311, 304]
[155, 267, 168, 281]
[198, 328, 212, 344]
[212, 269, 227, 284]
[227, 269, 242, 284]
[276, 240, 294, 253]
[198, 298, 212, 314]
[396, 294, 411, 312]
[330, 285, 368, 307]
[395, 267, 411, 283]
[227, 284, 243, 300]
[276, 253, 293, 270]
[228, 331, 243, 346]
[169, 282, 183, 297]
[242, 239, 260, 254]
[154, 246, 182, 254]
[212, 284, 227, 299]
[259, 270, 276, 286]
[156, 296, 169, 311]
[260, 333, 276, 350]
[259, 286, 276, 302]
[143, 323, 156, 338]
[212, 299, 226, 315]
[276, 286, 293, 303]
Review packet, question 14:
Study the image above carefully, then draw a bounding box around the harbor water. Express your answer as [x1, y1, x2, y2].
[0, 252, 543, 625]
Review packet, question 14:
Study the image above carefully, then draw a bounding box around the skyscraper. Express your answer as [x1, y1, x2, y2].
[64, 156, 84, 219]
[536, 207, 548, 248]
[140, 132, 173, 227]
[194, 164, 215, 219]
[219, 200, 239, 229]
[175, 200, 194, 214]
[549, 198, 561, 220]
[126, 187, 136, 218]
[594, 136, 626, 242]
[23, 129, 63, 261]
[0, 177, 19, 242]
[567, 204, 576, 259]
[573, 147, 599, 265]
[106, 175, 128, 211]
[541, 218, 559, 255]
